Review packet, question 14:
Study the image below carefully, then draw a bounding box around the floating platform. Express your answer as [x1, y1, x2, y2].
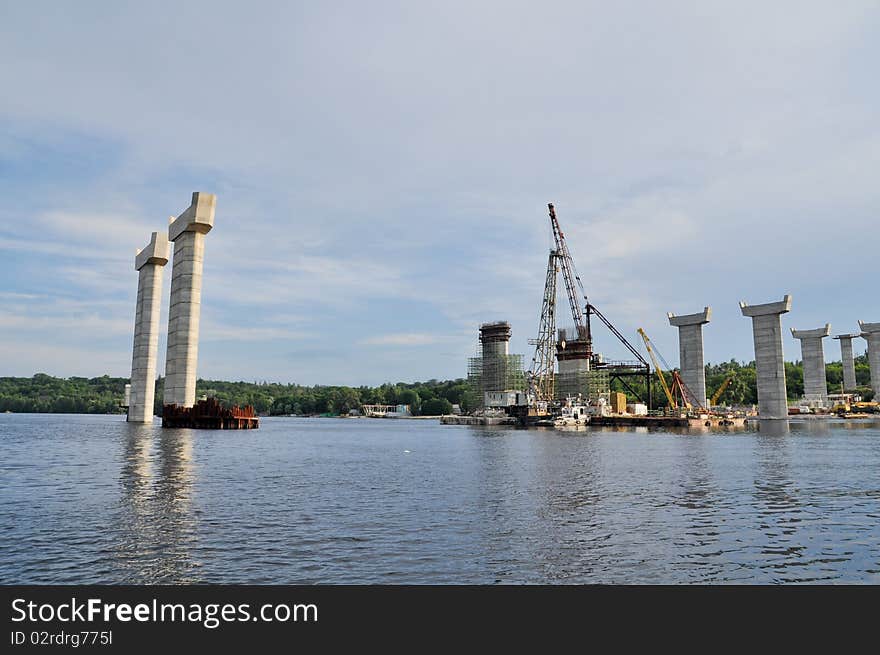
[162, 398, 259, 429]
[591, 415, 745, 428]
[440, 413, 746, 429]
[440, 415, 515, 426]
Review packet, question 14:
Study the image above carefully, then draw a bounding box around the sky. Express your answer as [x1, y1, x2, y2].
[1, 1, 877, 386]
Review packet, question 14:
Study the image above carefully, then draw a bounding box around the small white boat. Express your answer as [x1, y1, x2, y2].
[554, 402, 590, 426]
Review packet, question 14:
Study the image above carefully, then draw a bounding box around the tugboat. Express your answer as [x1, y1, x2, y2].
[554, 398, 590, 426]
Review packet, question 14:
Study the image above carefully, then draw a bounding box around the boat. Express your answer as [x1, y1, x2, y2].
[554, 401, 590, 426]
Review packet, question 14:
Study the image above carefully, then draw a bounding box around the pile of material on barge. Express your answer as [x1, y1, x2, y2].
[163, 397, 259, 429]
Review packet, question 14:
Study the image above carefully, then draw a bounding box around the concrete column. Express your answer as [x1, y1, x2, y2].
[859, 321, 880, 399]
[791, 324, 831, 404]
[667, 306, 711, 408]
[833, 334, 859, 392]
[128, 231, 170, 423]
[163, 192, 215, 408]
[740, 295, 792, 419]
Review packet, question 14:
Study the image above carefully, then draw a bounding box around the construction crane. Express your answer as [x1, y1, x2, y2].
[638, 328, 677, 410]
[710, 376, 734, 406]
[548, 203, 591, 345]
[527, 250, 559, 404]
[543, 203, 653, 410]
[637, 328, 705, 413]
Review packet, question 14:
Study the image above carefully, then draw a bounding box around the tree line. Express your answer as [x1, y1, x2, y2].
[0, 355, 872, 416]
[0, 374, 471, 416]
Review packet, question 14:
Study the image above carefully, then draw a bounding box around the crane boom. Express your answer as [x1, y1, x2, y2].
[710, 376, 733, 406]
[638, 328, 676, 409]
[548, 204, 589, 342]
[528, 250, 559, 402]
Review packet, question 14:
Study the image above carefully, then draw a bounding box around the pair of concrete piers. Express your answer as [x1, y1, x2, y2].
[668, 297, 879, 420]
[127, 193, 215, 423]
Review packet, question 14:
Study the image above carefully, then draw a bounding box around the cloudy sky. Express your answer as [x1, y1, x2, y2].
[1, 1, 877, 385]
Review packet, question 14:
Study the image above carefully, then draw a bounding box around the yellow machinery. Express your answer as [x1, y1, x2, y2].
[638, 328, 677, 410]
[637, 328, 705, 413]
[830, 401, 851, 415]
[710, 376, 734, 406]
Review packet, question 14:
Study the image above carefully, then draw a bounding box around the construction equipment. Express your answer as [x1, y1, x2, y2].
[521, 203, 656, 419]
[547, 204, 652, 407]
[527, 250, 559, 406]
[548, 203, 591, 344]
[853, 401, 880, 414]
[638, 328, 678, 410]
[830, 400, 851, 415]
[637, 328, 706, 413]
[710, 376, 734, 406]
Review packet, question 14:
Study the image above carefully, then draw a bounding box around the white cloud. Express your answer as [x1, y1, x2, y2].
[1, 1, 878, 381]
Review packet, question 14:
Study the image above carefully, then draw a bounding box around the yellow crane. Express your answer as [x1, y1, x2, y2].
[637, 328, 706, 413]
[710, 376, 734, 406]
[637, 328, 682, 411]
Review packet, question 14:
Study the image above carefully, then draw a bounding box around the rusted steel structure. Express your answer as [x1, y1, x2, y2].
[162, 397, 259, 429]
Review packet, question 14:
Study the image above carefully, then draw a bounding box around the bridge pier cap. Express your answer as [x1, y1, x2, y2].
[790, 324, 831, 340]
[859, 320, 880, 335]
[739, 294, 792, 317]
[135, 231, 170, 270]
[168, 192, 215, 240]
[667, 306, 711, 327]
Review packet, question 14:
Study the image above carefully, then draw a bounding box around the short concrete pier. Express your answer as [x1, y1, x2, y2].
[128, 231, 170, 423]
[859, 321, 880, 399]
[667, 306, 711, 408]
[740, 295, 792, 419]
[791, 324, 831, 404]
[833, 333, 860, 391]
[164, 192, 215, 408]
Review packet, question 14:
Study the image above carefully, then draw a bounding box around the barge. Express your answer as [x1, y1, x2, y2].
[162, 397, 259, 429]
[590, 414, 745, 428]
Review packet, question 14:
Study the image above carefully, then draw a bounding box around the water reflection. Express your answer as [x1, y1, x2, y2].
[673, 437, 724, 581]
[531, 427, 603, 582]
[117, 426, 197, 583]
[752, 425, 810, 581]
[5, 415, 880, 584]
[757, 419, 790, 436]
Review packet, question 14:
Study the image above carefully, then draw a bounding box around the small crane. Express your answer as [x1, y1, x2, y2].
[637, 328, 706, 413]
[710, 376, 734, 406]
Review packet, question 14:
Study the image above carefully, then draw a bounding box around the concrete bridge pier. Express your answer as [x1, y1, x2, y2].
[833, 333, 859, 392]
[164, 192, 215, 408]
[740, 295, 792, 419]
[667, 306, 711, 408]
[128, 231, 170, 423]
[859, 321, 880, 400]
[791, 324, 831, 405]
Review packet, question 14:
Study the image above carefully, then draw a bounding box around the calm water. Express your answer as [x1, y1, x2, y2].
[2, 414, 879, 584]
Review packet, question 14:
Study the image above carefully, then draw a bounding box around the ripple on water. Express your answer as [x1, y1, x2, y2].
[1, 415, 879, 583]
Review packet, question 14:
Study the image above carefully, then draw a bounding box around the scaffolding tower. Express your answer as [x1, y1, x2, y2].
[466, 353, 526, 410]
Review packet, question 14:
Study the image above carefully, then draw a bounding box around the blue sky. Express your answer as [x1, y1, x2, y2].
[1, 1, 877, 385]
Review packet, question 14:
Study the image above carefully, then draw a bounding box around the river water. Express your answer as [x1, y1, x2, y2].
[1, 414, 879, 584]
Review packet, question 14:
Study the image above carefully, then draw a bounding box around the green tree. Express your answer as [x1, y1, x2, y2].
[421, 398, 452, 416]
